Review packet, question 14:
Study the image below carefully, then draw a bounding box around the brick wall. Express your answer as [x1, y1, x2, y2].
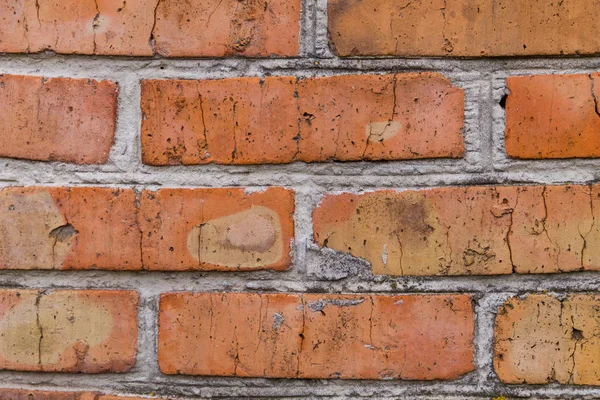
[0, 1, 599, 399]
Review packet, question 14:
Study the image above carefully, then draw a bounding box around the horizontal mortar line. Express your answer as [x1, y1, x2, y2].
[2, 375, 600, 399]
[1, 272, 600, 293]
[2, 55, 600, 77]
[2, 167, 600, 182]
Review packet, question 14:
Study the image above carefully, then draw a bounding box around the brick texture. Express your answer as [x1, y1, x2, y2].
[505, 73, 600, 159]
[313, 185, 600, 276]
[140, 73, 464, 165]
[495, 294, 600, 385]
[158, 292, 474, 379]
[328, 0, 600, 57]
[0, 0, 299, 57]
[0, 186, 293, 271]
[0, 187, 141, 270]
[0, 75, 117, 164]
[0, 289, 138, 373]
[139, 187, 295, 271]
[0, 390, 163, 400]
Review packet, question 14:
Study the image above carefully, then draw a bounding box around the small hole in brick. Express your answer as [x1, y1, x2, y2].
[499, 94, 508, 109]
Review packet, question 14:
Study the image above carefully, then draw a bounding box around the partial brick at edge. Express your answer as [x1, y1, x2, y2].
[140, 73, 464, 165]
[505, 73, 600, 159]
[313, 185, 600, 276]
[495, 294, 600, 385]
[0, 389, 163, 400]
[0, 289, 138, 373]
[158, 292, 475, 379]
[0, 0, 300, 57]
[328, 0, 600, 56]
[0, 75, 118, 164]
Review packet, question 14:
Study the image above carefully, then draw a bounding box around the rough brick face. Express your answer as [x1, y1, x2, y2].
[0, 289, 138, 373]
[140, 73, 464, 165]
[0, 390, 162, 400]
[0, 186, 293, 271]
[495, 294, 600, 385]
[0, 0, 299, 57]
[313, 184, 600, 276]
[158, 292, 474, 379]
[0, 75, 117, 164]
[0, 187, 142, 270]
[328, 0, 600, 57]
[505, 73, 600, 159]
[139, 187, 294, 271]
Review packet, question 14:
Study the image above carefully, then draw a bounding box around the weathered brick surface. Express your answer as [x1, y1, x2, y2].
[158, 292, 474, 379]
[0, 390, 164, 400]
[495, 294, 600, 385]
[0, 75, 117, 164]
[0, 289, 138, 373]
[139, 187, 294, 271]
[505, 73, 600, 159]
[313, 185, 600, 276]
[152, 0, 300, 57]
[0, 0, 299, 57]
[328, 0, 600, 57]
[0, 389, 98, 400]
[140, 74, 464, 165]
[0, 186, 293, 271]
[0, 187, 141, 270]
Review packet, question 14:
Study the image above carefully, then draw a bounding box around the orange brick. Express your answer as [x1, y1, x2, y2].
[505, 73, 600, 159]
[495, 294, 600, 385]
[313, 185, 600, 276]
[0, 0, 299, 57]
[0, 390, 96, 400]
[0, 289, 138, 373]
[140, 74, 464, 165]
[139, 187, 294, 271]
[0, 187, 142, 270]
[158, 292, 474, 379]
[0, 75, 117, 164]
[152, 0, 300, 57]
[0, 390, 166, 400]
[328, 0, 600, 56]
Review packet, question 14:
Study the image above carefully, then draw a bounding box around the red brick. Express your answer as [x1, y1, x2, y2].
[495, 294, 600, 385]
[139, 187, 294, 271]
[0, 0, 299, 57]
[0, 289, 138, 373]
[0, 390, 96, 400]
[328, 0, 600, 56]
[0, 187, 142, 270]
[0, 390, 166, 400]
[313, 184, 600, 276]
[152, 0, 300, 57]
[140, 74, 464, 165]
[505, 73, 600, 159]
[158, 292, 474, 379]
[0, 75, 117, 164]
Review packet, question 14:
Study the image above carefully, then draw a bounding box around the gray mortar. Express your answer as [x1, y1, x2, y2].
[3, 0, 600, 398]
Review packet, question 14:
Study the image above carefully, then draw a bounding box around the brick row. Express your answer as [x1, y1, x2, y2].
[6, 72, 600, 165]
[5, 183, 600, 276]
[3, 289, 600, 385]
[2, 0, 599, 57]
